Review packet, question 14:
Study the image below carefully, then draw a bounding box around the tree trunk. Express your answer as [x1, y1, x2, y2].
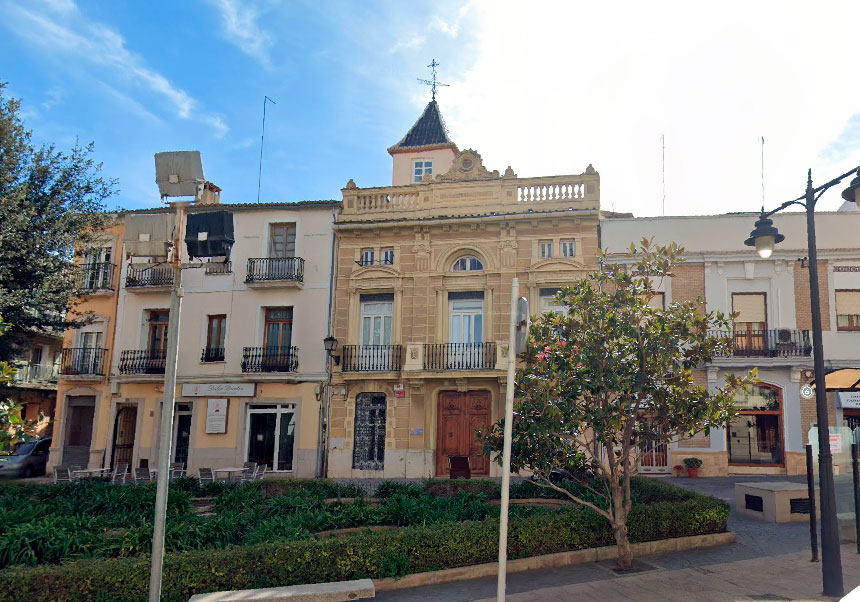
[613, 522, 634, 569]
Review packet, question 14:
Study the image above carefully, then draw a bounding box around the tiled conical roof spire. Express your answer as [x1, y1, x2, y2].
[388, 100, 457, 155]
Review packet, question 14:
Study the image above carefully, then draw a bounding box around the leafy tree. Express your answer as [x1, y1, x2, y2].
[483, 239, 755, 569]
[0, 316, 45, 451]
[0, 82, 116, 360]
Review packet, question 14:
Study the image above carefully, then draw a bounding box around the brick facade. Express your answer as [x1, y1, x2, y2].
[794, 261, 830, 331]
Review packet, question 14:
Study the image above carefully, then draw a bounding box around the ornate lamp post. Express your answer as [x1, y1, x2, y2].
[744, 166, 860, 598]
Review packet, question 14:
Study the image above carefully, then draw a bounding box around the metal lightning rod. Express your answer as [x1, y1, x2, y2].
[257, 95, 277, 203]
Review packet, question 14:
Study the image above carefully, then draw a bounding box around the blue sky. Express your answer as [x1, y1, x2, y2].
[2, 0, 860, 216]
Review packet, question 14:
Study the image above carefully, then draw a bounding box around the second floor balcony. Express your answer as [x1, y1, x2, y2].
[60, 347, 107, 377]
[78, 262, 116, 292]
[126, 265, 174, 289]
[119, 349, 166, 375]
[245, 257, 304, 286]
[241, 346, 299, 373]
[342, 345, 402, 372]
[424, 342, 497, 371]
[12, 362, 58, 385]
[711, 328, 812, 359]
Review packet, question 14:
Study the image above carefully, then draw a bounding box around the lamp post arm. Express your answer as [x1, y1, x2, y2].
[761, 165, 859, 220]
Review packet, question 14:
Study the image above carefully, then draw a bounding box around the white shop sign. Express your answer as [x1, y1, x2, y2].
[838, 392, 860, 409]
[205, 398, 229, 434]
[182, 383, 256, 397]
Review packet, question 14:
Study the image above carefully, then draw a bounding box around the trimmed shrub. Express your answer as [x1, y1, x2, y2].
[259, 479, 366, 499]
[422, 478, 501, 499]
[0, 493, 728, 602]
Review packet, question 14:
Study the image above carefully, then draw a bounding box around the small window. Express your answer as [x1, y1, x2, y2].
[381, 248, 395, 265]
[361, 248, 375, 266]
[836, 290, 860, 331]
[269, 223, 296, 258]
[413, 160, 433, 183]
[561, 239, 576, 258]
[452, 256, 484, 272]
[647, 292, 665, 310]
[204, 315, 226, 362]
[539, 240, 553, 259]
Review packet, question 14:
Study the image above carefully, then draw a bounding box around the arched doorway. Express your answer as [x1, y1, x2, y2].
[111, 406, 137, 470]
[728, 383, 783, 466]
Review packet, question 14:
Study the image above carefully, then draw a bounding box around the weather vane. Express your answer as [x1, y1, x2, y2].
[417, 59, 449, 101]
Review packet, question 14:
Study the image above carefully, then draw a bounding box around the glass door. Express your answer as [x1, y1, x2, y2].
[360, 299, 393, 370]
[172, 404, 192, 468]
[79, 331, 103, 374]
[449, 298, 484, 369]
[246, 404, 297, 471]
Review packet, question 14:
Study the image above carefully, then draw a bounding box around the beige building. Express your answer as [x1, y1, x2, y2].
[602, 208, 860, 476]
[52, 188, 338, 478]
[325, 100, 601, 478]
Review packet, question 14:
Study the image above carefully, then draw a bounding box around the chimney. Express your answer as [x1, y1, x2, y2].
[196, 181, 222, 205]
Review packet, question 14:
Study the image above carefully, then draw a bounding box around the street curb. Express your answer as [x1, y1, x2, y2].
[373, 531, 736, 592]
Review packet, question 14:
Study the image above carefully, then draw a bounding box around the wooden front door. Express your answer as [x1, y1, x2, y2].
[436, 391, 490, 476]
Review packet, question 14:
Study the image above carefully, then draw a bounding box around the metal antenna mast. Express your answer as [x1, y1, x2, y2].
[417, 59, 449, 101]
[761, 135, 766, 211]
[661, 134, 666, 216]
[257, 95, 277, 203]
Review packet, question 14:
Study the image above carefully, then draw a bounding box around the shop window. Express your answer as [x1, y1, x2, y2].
[728, 383, 782, 465]
[836, 290, 860, 331]
[246, 403, 296, 471]
[353, 393, 386, 470]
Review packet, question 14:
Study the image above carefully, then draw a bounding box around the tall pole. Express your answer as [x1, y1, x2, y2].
[805, 170, 843, 597]
[257, 96, 276, 204]
[497, 277, 518, 602]
[148, 201, 186, 602]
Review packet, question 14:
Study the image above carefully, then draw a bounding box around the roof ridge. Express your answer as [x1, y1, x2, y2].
[388, 100, 457, 154]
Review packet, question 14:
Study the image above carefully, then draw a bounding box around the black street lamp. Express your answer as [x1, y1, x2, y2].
[745, 166, 860, 598]
[323, 336, 340, 365]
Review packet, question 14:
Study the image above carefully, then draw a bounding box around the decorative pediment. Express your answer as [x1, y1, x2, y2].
[530, 258, 586, 272]
[350, 265, 400, 280]
[436, 149, 500, 182]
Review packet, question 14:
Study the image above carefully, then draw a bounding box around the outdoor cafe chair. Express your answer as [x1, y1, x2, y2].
[133, 466, 152, 485]
[53, 467, 72, 484]
[253, 463, 267, 480]
[111, 463, 129, 484]
[197, 467, 215, 483]
[169, 462, 185, 479]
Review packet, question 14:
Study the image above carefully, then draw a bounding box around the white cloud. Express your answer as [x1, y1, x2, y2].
[207, 0, 273, 67]
[435, 0, 860, 216]
[2, 0, 227, 137]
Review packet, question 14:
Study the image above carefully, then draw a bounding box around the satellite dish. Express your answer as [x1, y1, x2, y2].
[155, 151, 204, 198]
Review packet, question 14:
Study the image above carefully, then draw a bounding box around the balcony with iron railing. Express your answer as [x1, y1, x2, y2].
[341, 345, 402, 372]
[12, 362, 58, 385]
[245, 257, 304, 286]
[710, 329, 812, 358]
[78, 262, 116, 292]
[125, 265, 174, 289]
[241, 346, 299, 373]
[59, 348, 107, 377]
[423, 342, 497, 371]
[201, 347, 226, 363]
[118, 349, 167, 374]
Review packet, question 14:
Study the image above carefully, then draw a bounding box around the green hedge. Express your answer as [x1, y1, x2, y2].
[0, 493, 729, 602]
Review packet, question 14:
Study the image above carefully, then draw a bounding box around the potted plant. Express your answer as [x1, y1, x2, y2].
[672, 464, 683, 477]
[683, 457, 703, 478]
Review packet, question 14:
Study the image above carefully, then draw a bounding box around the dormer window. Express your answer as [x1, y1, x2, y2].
[413, 160, 433, 183]
[452, 256, 483, 272]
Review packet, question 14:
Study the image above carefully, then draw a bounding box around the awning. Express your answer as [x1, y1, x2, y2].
[813, 368, 860, 392]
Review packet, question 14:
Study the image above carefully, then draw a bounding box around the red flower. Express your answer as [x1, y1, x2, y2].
[559, 341, 568, 347]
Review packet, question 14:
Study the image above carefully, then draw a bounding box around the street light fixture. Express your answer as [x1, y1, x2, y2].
[323, 336, 340, 365]
[744, 166, 860, 598]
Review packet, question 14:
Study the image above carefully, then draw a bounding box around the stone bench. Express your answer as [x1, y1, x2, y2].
[734, 481, 818, 523]
[188, 579, 375, 602]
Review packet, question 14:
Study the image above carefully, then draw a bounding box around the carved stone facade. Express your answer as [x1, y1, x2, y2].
[328, 146, 601, 478]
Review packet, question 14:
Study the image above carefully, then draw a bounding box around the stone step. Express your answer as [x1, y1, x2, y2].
[188, 578, 374, 601]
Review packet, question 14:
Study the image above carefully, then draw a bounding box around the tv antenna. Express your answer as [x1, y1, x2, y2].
[417, 59, 449, 101]
[257, 95, 277, 203]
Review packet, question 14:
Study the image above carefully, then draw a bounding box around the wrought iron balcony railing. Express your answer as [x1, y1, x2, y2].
[423, 342, 497, 371]
[126, 265, 174, 288]
[78, 262, 115, 291]
[12, 362, 59, 384]
[341, 345, 402, 372]
[201, 347, 226, 362]
[60, 347, 107, 376]
[710, 329, 812, 358]
[245, 257, 304, 283]
[241, 346, 298, 373]
[119, 349, 167, 374]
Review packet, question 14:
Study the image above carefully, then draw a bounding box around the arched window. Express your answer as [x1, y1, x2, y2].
[452, 256, 484, 272]
[728, 383, 782, 466]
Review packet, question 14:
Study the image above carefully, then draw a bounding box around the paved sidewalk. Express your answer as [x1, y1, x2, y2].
[470, 544, 860, 601]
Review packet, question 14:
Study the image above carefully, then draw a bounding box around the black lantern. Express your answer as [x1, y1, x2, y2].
[744, 214, 785, 259]
[841, 172, 860, 204]
[184, 211, 235, 260]
[323, 336, 340, 365]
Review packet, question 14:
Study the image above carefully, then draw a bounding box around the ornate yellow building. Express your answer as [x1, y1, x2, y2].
[326, 100, 601, 478]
